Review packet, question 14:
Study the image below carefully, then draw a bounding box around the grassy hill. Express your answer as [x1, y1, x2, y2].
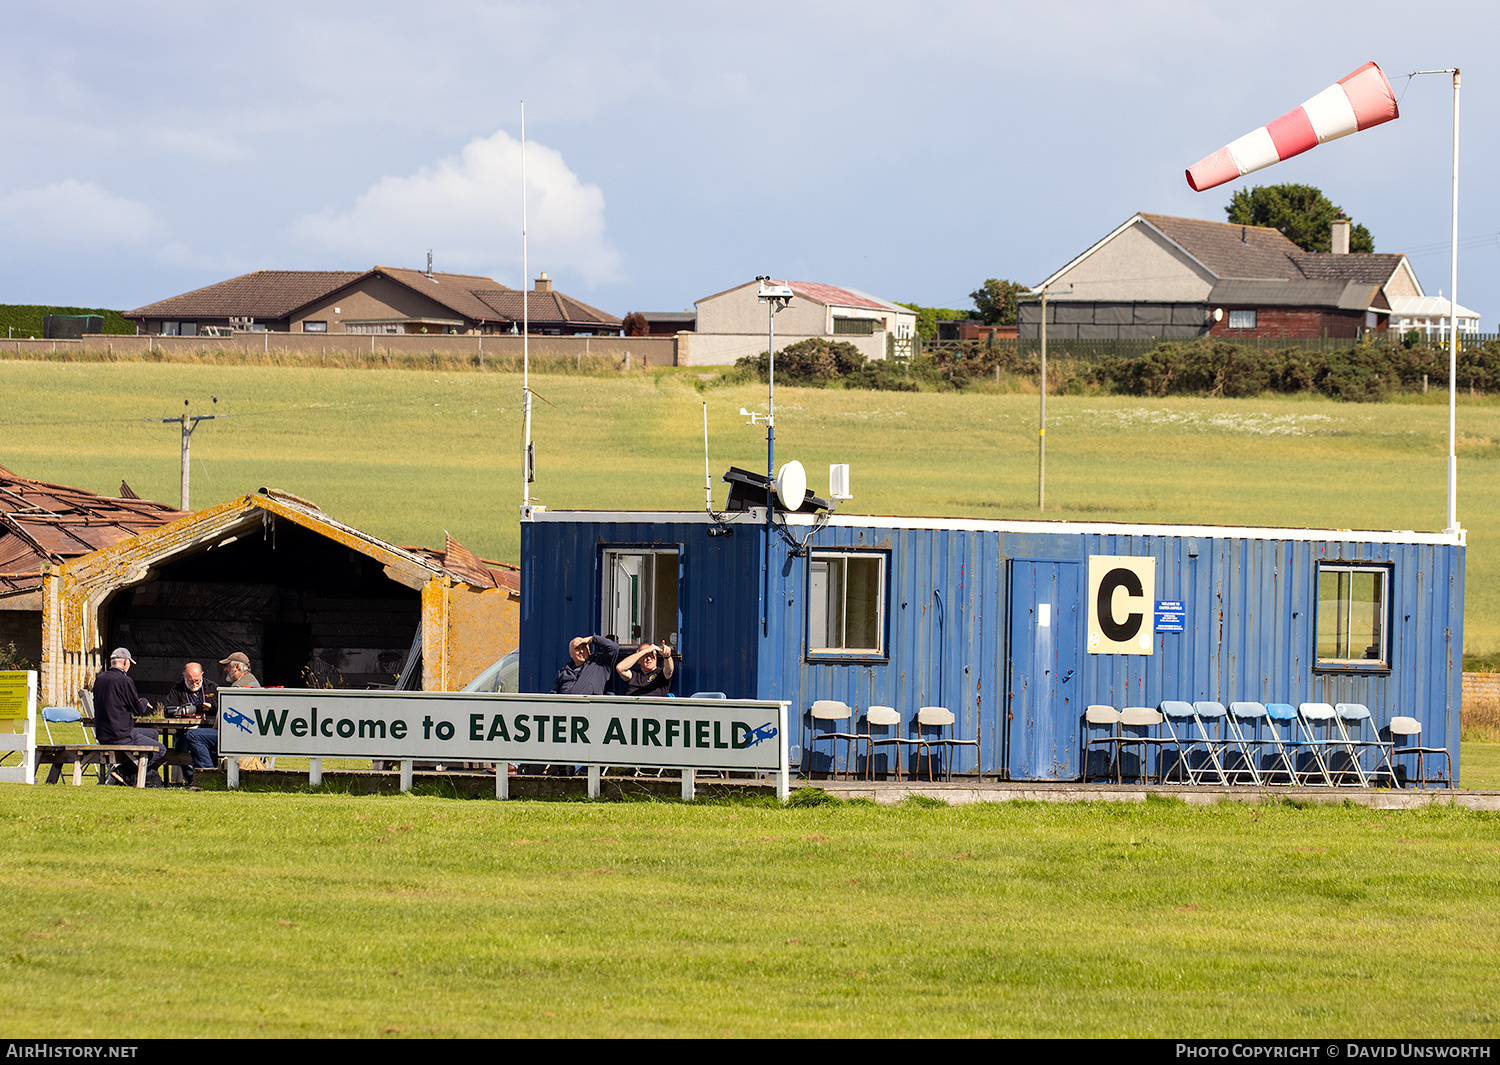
[0, 303, 136, 338]
[1, 357, 1495, 655]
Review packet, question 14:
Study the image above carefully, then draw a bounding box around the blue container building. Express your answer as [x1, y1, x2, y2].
[519, 507, 1463, 782]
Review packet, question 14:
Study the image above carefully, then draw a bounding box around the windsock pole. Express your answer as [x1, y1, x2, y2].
[1186, 62, 1399, 192]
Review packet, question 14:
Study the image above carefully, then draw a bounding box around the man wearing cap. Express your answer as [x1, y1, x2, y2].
[92, 648, 166, 786]
[220, 651, 260, 688]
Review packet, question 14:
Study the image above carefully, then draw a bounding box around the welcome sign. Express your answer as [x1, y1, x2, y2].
[218, 689, 788, 773]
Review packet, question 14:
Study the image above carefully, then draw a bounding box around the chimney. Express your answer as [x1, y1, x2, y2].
[534, 272, 552, 292]
[1331, 214, 1351, 255]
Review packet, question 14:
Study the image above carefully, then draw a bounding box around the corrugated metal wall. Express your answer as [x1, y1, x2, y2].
[521, 515, 1463, 782]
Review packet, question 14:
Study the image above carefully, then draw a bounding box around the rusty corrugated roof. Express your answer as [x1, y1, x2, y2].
[0, 466, 186, 595]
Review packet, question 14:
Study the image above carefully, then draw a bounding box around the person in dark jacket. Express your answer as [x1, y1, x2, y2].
[551, 635, 621, 695]
[91, 648, 166, 786]
[167, 661, 218, 784]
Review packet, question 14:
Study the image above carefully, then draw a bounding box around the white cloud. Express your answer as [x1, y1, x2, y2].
[291, 129, 622, 285]
[0, 179, 158, 245]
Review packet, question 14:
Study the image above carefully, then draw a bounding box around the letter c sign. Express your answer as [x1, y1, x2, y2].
[1087, 555, 1156, 654]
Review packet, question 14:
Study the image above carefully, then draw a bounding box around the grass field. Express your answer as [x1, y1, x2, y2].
[1, 786, 1496, 1039]
[2, 358, 1495, 652]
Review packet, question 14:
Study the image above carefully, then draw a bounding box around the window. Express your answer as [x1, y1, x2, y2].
[832, 317, 877, 335]
[1316, 563, 1390, 667]
[180, 322, 197, 337]
[602, 549, 678, 646]
[808, 552, 885, 656]
[1228, 310, 1257, 330]
[162, 321, 179, 336]
[303, 320, 328, 333]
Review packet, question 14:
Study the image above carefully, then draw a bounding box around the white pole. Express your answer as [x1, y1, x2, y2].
[521, 102, 533, 512]
[1447, 69, 1460, 533]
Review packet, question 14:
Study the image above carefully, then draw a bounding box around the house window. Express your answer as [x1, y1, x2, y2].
[1227, 310, 1257, 330]
[180, 322, 197, 337]
[162, 321, 179, 336]
[1316, 563, 1390, 668]
[808, 552, 885, 657]
[832, 317, 877, 335]
[602, 549, 679, 646]
[303, 321, 328, 333]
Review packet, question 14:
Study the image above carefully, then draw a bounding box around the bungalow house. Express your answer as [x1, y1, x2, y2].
[685, 279, 918, 365]
[125, 267, 622, 337]
[1021, 213, 1438, 341]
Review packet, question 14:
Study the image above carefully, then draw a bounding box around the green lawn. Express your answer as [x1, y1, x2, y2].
[1, 786, 1496, 1038]
[1, 360, 1495, 649]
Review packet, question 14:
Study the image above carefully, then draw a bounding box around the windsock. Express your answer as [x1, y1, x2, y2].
[1186, 61, 1398, 192]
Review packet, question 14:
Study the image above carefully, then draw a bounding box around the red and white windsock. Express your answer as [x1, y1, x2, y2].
[1186, 61, 1399, 192]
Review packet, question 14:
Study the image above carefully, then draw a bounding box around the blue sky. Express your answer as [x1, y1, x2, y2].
[3, 0, 1495, 323]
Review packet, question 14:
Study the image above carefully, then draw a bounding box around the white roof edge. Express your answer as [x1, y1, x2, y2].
[526, 509, 1463, 546]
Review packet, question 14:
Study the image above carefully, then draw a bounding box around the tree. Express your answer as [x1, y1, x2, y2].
[969, 279, 1027, 326]
[621, 311, 649, 336]
[1224, 184, 1374, 253]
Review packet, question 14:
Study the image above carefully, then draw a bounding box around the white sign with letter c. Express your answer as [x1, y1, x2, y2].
[1087, 555, 1156, 655]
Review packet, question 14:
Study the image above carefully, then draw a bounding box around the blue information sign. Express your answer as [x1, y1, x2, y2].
[1155, 600, 1185, 633]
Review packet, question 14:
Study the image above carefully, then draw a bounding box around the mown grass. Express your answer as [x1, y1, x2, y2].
[2, 360, 1496, 650]
[0, 787, 1496, 1038]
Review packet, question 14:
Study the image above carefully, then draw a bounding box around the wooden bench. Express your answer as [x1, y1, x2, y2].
[34, 744, 162, 787]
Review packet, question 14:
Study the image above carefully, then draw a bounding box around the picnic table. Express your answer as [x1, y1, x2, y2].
[36, 714, 205, 787]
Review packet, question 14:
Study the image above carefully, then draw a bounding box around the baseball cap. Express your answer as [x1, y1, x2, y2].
[219, 651, 250, 667]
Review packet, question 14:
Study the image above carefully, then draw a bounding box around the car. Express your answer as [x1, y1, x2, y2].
[460, 649, 519, 694]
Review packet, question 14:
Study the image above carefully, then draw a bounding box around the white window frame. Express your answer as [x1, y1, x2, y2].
[807, 551, 886, 658]
[1315, 562, 1391, 670]
[601, 548, 679, 648]
[1227, 309, 1257, 330]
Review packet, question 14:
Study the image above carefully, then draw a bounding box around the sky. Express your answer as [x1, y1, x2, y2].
[3, 0, 1496, 324]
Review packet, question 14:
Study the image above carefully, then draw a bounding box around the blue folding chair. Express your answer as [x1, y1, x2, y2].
[1228, 701, 1297, 785]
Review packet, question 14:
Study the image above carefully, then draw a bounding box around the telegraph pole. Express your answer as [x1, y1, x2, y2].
[162, 398, 218, 510]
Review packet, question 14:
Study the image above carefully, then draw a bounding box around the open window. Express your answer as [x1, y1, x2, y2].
[808, 552, 886, 658]
[602, 548, 678, 647]
[1316, 563, 1390, 669]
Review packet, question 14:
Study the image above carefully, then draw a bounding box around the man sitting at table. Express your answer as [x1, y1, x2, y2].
[167, 661, 218, 785]
[92, 647, 166, 787]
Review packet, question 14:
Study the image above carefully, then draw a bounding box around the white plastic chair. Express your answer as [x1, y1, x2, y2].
[1081, 705, 1121, 783]
[914, 706, 978, 781]
[809, 700, 858, 779]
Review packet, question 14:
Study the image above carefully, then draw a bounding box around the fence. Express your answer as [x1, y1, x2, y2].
[0, 331, 684, 366]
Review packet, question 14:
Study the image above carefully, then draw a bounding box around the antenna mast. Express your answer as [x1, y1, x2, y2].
[520, 102, 533, 512]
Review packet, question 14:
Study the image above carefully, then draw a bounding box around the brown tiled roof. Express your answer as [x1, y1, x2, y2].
[469, 289, 623, 329]
[1139, 214, 1304, 281]
[125, 266, 619, 330]
[372, 267, 518, 323]
[1292, 253, 1407, 286]
[0, 467, 186, 595]
[125, 271, 363, 320]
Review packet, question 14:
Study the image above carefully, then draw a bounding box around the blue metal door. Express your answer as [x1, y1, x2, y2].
[1007, 560, 1081, 780]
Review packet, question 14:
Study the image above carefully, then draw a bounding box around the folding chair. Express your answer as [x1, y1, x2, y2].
[913, 706, 978, 781]
[1300, 702, 1362, 786]
[1387, 716, 1452, 789]
[1208, 701, 1263, 786]
[1264, 703, 1328, 786]
[1228, 701, 1297, 785]
[1158, 701, 1228, 785]
[42, 707, 84, 745]
[1081, 705, 1121, 783]
[809, 700, 859, 779]
[1335, 703, 1397, 787]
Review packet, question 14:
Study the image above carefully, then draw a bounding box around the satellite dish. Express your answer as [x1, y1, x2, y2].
[773, 460, 806, 510]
